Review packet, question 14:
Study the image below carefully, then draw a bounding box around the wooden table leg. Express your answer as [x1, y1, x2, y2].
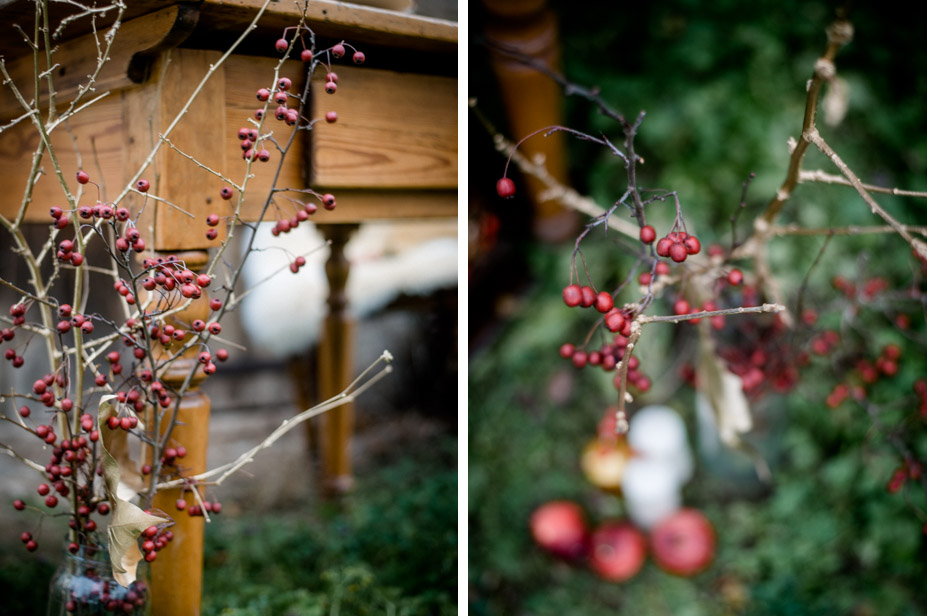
[149, 250, 211, 616]
[482, 0, 579, 242]
[317, 224, 359, 495]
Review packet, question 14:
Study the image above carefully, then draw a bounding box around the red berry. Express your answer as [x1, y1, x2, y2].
[45, 495, 58, 508]
[669, 242, 688, 263]
[136, 179, 150, 193]
[639, 225, 656, 244]
[496, 177, 515, 199]
[326, 72, 339, 83]
[176, 499, 187, 511]
[727, 269, 743, 286]
[572, 351, 588, 369]
[638, 272, 652, 286]
[274, 91, 287, 105]
[579, 286, 596, 308]
[13, 499, 25, 511]
[208, 322, 222, 335]
[277, 77, 292, 91]
[76, 170, 89, 184]
[594, 291, 614, 313]
[331, 43, 345, 58]
[656, 237, 673, 257]
[605, 309, 625, 333]
[325, 81, 337, 94]
[26, 540, 38, 552]
[683, 235, 701, 255]
[275, 38, 289, 53]
[325, 111, 338, 123]
[673, 299, 691, 315]
[322, 194, 336, 210]
[206, 228, 218, 240]
[562, 284, 582, 307]
[353, 51, 365, 64]
[301, 49, 313, 62]
[256, 88, 270, 101]
[220, 187, 233, 200]
[559, 343, 575, 359]
[257, 149, 270, 162]
[216, 348, 229, 362]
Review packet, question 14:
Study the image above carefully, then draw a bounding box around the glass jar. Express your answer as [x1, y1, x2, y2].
[47, 543, 150, 616]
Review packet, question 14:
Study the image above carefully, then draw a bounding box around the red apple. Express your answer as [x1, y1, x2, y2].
[588, 521, 647, 582]
[530, 500, 588, 560]
[650, 508, 716, 576]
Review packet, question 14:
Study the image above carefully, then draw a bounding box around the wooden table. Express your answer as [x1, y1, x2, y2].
[0, 2, 456, 613]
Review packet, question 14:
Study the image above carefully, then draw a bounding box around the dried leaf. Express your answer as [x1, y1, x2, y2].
[695, 333, 752, 447]
[98, 396, 167, 587]
[695, 332, 770, 482]
[98, 398, 146, 501]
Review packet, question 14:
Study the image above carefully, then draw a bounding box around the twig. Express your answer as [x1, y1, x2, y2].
[795, 233, 833, 321]
[771, 223, 927, 237]
[805, 129, 927, 260]
[0, 442, 47, 474]
[799, 169, 927, 199]
[156, 352, 393, 490]
[637, 303, 786, 325]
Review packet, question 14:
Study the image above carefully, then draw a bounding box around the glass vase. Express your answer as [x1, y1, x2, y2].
[47, 542, 150, 616]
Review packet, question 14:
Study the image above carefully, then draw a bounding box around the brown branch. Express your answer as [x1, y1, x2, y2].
[805, 129, 927, 260]
[761, 19, 854, 224]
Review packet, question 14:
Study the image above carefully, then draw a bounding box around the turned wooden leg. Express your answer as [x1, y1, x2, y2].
[148, 250, 211, 616]
[317, 224, 359, 495]
[482, 0, 579, 242]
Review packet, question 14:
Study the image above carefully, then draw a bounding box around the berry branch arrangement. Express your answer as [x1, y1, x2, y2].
[476, 9, 927, 521]
[0, 0, 390, 607]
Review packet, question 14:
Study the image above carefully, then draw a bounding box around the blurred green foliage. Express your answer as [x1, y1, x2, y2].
[470, 1, 927, 614]
[202, 441, 457, 616]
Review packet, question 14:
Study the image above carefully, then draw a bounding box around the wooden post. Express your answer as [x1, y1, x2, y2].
[317, 223, 359, 494]
[481, 0, 578, 242]
[134, 48, 225, 616]
[148, 253, 211, 616]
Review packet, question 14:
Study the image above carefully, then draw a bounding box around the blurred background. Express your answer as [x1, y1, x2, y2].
[469, 0, 927, 614]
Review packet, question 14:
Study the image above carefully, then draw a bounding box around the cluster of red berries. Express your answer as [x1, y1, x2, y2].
[886, 459, 922, 494]
[3, 304, 28, 367]
[13, 408, 112, 551]
[140, 524, 174, 564]
[832, 274, 891, 301]
[824, 344, 902, 408]
[28, 370, 72, 410]
[139, 255, 212, 301]
[915, 379, 927, 421]
[174, 491, 222, 518]
[268, 192, 335, 239]
[561, 284, 614, 313]
[640, 225, 701, 263]
[60, 556, 148, 614]
[559, 332, 652, 393]
[52, 171, 150, 261]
